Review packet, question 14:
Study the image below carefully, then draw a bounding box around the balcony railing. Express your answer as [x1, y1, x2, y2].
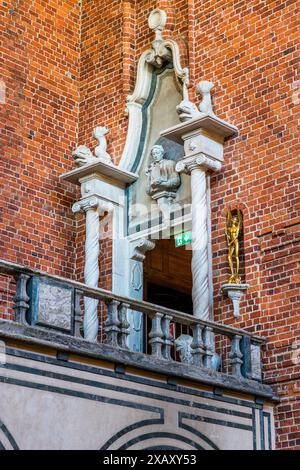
[0, 259, 275, 399]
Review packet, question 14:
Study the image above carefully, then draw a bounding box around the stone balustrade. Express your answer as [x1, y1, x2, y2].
[0, 259, 273, 400]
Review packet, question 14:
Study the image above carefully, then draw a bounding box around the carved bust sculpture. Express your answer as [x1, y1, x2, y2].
[146, 145, 181, 201]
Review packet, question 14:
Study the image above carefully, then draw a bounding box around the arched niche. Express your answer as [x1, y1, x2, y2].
[120, 9, 192, 237]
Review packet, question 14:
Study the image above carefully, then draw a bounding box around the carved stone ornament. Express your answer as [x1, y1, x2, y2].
[175, 153, 222, 174]
[175, 333, 221, 370]
[119, 9, 190, 170]
[146, 144, 181, 201]
[174, 334, 193, 364]
[131, 238, 155, 262]
[131, 263, 143, 292]
[72, 196, 113, 216]
[176, 81, 215, 123]
[93, 126, 112, 163]
[72, 126, 112, 167]
[176, 99, 201, 123]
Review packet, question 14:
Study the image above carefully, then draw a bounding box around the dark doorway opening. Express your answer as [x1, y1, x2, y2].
[146, 282, 193, 314]
[143, 237, 193, 355]
[143, 237, 192, 311]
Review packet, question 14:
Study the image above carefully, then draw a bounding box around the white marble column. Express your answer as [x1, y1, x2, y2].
[176, 155, 221, 320]
[72, 196, 112, 341]
[162, 110, 238, 321]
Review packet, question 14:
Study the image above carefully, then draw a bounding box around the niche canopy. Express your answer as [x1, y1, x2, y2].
[120, 9, 190, 172]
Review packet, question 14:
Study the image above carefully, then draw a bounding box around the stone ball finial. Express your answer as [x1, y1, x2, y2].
[148, 9, 167, 40]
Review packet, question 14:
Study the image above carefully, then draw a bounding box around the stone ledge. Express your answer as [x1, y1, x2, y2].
[60, 160, 138, 186]
[0, 320, 279, 402]
[161, 114, 238, 145]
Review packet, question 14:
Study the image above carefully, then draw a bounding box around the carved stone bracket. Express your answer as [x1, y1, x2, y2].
[131, 238, 155, 262]
[221, 283, 250, 318]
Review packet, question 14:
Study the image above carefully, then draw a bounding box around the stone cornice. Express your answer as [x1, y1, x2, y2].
[0, 320, 279, 402]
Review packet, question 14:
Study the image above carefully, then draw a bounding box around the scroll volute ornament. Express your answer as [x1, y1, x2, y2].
[225, 208, 243, 284]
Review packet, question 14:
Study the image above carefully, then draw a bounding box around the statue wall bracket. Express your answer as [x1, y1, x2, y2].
[221, 283, 250, 318]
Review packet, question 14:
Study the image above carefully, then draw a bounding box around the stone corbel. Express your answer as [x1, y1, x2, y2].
[131, 238, 155, 262]
[220, 283, 250, 318]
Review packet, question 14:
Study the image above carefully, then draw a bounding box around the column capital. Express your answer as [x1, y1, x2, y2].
[72, 196, 113, 216]
[176, 153, 222, 174]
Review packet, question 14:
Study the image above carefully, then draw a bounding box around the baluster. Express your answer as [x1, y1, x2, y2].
[149, 312, 164, 359]
[74, 289, 83, 337]
[191, 324, 205, 367]
[118, 302, 130, 350]
[203, 326, 214, 369]
[230, 334, 243, 377]
[13, 274, 30, 324]
[162, 314, 173, 361]
[105, 300, 121, 347]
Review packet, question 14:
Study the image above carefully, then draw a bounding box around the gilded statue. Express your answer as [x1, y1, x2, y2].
[226, 209, 243, 284]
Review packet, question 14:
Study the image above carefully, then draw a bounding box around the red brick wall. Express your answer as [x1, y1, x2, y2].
[0, 0, 81, 275]
[0, 0, 82, 318]
[197, 0, 299, 450]
[1, 0, 299, 448]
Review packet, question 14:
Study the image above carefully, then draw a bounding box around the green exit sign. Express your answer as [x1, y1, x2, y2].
[175, 231, 192, 247]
